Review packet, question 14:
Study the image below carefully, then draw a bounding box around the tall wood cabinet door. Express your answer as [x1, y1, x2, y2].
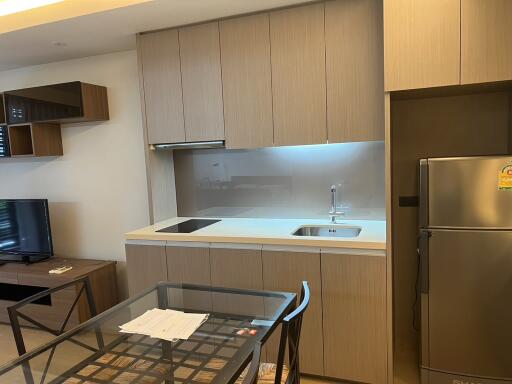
[384, 0, 460, 91]
[179, 22, 225, 142]
[321, 253, 387, 384]
[461, 0, 512, 84]
[125, 243, 167, 296]
[220, 14, 274, 149]
[270, 3, 327, 146]
[137, 30, 185, 144]
[326, 0, 384, 143]
[262, 249, 324, 376]
[210, 246, 264, 317]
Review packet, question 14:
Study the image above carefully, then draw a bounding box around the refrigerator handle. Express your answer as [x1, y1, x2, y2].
[418, 229, 431, 294]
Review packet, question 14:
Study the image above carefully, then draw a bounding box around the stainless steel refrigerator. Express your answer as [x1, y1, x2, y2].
[419, 156, 512, 384]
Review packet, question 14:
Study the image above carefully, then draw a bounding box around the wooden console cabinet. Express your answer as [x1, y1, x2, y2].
[0, 258, 118, 329]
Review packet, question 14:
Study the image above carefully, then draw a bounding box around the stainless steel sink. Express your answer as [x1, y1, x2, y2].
[292, 225, 361, 238]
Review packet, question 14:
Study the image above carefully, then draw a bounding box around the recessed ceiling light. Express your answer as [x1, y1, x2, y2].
[0, 0, 64, 17]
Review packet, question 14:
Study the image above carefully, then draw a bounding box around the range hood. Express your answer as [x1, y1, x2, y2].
[151, 140, 225, 150]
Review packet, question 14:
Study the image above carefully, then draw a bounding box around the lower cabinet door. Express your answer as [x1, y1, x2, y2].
[262, 249, 324, 376]
[166, 245, 211, 285]
[166, 244, 211, 311]
[321, 252, 387, 384]
[209, 246, 264, 317]
[125, 243, 167, 296]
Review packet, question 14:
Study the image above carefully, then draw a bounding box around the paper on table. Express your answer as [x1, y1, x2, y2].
[119, 308, 209, 342]
[151, 312, 208, 341]
[119, 308, 169, 335]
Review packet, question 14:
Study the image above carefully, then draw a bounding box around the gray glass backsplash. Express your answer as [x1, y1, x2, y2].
[174, 142, 385, 220]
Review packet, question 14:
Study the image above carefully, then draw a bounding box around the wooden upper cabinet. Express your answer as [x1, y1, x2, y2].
[220, 14, 274, 149]
[461, 0, 512, 84]
[384, 0, 461, 91]
[179, 22, 225, 142]
[270, 3, 327, 146]
[325, 0, 384, 143]
[137, 30, 185, 144]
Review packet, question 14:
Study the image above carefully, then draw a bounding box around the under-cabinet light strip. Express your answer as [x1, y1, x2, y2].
[152, 141, 225, 150]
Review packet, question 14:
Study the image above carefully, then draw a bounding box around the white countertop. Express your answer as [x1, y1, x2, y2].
[126, 217, 386, 251]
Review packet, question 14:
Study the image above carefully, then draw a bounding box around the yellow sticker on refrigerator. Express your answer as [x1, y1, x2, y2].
[498, 164, 512, 190]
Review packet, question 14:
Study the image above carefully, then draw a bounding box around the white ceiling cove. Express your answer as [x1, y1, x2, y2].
[0, 0, 311, 71]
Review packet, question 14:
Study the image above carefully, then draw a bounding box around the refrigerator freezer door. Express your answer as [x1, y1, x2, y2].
[427, 229, 512, 379]
[427, 156, 512, 229]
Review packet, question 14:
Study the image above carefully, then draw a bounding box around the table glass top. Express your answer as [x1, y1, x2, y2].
[0, 283, 295, 384]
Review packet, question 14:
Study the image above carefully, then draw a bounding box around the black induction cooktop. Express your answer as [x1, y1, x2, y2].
[156, 219, 221, 234]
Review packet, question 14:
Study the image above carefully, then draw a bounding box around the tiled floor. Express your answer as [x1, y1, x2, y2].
[0, 323, 337, 383]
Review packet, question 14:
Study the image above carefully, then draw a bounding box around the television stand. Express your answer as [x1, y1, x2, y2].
[0, 257, 118, 328]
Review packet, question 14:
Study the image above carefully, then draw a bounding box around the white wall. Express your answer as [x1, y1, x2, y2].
[0, 50, 150, 297]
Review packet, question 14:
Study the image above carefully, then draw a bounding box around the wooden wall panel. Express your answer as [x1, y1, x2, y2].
[384, 92, 393, 384]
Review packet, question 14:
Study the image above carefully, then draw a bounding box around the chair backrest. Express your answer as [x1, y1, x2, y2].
[7, 276, 98, 356]
[274, 281, 310, 384]
[243, 341, 263, 384]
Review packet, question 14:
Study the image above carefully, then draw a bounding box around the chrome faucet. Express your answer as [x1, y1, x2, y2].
[329, 184, 345, 223]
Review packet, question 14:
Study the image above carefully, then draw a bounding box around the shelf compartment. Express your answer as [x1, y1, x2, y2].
[8, 122, 62, 157]
[8, 124, 34, 156]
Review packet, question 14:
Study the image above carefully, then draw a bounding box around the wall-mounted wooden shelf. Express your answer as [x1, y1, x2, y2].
[0, 81, 109, 159]
[3, 82, 109, 125]
[8, 123, 62, 157]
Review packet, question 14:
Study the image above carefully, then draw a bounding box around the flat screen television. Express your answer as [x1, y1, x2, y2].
[0, 199, 53, 263]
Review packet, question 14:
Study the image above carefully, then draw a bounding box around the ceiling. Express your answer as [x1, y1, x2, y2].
[0, 0, 310, 71]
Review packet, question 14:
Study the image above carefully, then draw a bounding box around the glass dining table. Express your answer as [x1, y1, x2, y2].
[0, 282, 296, 384]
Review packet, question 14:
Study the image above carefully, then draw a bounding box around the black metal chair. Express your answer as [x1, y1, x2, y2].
[237, 281, 311, 384]
[7, 275, 101, 356]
